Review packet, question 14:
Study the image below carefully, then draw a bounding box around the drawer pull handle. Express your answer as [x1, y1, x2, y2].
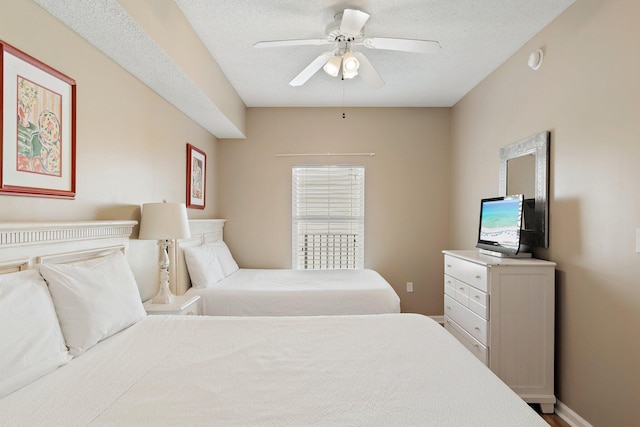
[475, 327, 481, 331]
[474, 295, 480, 299]
[475, 275, 481, 279]
[446, 264, 452, 268]
[459, 287, 465, 291]
[446, 306, 451, 310]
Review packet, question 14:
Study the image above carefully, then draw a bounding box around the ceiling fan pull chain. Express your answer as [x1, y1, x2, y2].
[341, 80, 345, 118]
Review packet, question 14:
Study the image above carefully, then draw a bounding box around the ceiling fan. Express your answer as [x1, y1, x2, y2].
[254, 8, 440, 88]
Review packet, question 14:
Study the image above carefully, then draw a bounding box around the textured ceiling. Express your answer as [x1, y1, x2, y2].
[34, 0, 576, 138]
[175, 0, 576, 107]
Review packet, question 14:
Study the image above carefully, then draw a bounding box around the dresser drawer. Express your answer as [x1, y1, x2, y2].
[444, 274, 456, 297]
[444, 255, 488, 292]
[445, 315, 488, 365]
[454, 279, 470, 307]
[468, 287, 489, 319]
[445, 275, 476, 308]
[444, 295, 488, 346]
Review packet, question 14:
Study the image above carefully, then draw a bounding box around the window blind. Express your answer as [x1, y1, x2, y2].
[292, 165, 364, 270]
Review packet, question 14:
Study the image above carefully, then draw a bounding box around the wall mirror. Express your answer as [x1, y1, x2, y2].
[499, 131, 550, 248]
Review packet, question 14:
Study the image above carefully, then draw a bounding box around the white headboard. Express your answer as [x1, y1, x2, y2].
[0, 221, 137, 273]
[170, 219, 226, 295]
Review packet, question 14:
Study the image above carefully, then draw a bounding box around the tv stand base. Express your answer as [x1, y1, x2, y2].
[478, 249, 532, 258]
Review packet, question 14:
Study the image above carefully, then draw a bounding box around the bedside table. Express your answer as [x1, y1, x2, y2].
[143, 295, 201, 316]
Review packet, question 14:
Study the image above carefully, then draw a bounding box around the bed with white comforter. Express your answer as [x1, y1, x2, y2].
[1, 314, 547, 427]
[186, 268, 401, 315]
[0, 221, 547, 427]
[175, 224, 401, 315]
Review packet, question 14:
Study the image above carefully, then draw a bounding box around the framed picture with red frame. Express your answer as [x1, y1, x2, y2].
[0, 40, 76, 199]
[186, 143, 205, 209]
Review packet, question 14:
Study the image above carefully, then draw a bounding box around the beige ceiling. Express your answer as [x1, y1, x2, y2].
[34, 0, 575, 138]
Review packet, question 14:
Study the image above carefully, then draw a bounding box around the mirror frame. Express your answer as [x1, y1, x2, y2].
[499, 131, 550, 248]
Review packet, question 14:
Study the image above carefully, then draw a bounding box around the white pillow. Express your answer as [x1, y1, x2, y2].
[39, 251, 146, 357]
[0, 269, 71, 398]
[208, 241, 239, 277]
[183, 243, 225, 288]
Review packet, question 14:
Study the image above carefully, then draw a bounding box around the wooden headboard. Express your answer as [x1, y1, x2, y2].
[0, 221, 137, 273]
[169, 219, 226, 295]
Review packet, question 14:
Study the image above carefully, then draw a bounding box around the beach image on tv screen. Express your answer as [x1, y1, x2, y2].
[479, 199, 521, 247]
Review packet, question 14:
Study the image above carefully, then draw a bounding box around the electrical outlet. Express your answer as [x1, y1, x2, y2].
[406, 282, 413, 293]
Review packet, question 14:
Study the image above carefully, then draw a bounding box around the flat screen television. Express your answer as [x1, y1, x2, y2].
[476, 194, 529, 257]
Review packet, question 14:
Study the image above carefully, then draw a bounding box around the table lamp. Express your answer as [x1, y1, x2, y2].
[139, 201, 190, 304]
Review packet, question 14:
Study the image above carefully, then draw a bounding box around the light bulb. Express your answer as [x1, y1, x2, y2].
[342, 51, 359, 73]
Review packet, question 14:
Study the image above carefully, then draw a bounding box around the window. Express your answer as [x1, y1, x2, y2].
[292, 165, 364, 270]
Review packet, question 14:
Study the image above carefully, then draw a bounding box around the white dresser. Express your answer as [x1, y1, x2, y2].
[442, 249, 556, 413]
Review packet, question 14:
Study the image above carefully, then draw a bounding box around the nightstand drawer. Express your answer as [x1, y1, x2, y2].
[182, 303, 200, 316]
[144, 295, 201, 315]
[444, 255, 488, 292]
[444, 295, 488, 345]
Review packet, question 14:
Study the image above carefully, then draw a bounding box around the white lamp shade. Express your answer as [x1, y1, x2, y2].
[139, 202, 191, 240]
[323, 55, 342, 77]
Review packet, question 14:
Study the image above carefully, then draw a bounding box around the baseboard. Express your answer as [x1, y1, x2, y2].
[555, 400, 594, 427]
[429, 315, 444, 324]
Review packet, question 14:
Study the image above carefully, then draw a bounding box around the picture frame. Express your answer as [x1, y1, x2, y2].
[0, 40, 76, 199]
[186, 143, 206, 209]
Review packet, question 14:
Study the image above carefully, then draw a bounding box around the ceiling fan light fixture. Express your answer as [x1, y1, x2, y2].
[342, 51, 359, 73]
[342, 69, 358, 79]
[323, 54, 342, 77]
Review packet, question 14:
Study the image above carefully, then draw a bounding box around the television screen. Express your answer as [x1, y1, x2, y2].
[476, 195, 524, 256]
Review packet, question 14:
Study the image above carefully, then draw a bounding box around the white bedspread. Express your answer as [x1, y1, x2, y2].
[186, 268, 401, 315]
[0, 314, 546, 427]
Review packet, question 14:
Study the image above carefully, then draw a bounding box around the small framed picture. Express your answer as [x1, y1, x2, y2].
[186, 143, 206, 209]
[0, 40, 76, 199]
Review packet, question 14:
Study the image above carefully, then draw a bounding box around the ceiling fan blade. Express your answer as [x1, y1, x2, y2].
[353, 52, 384, 89]
[254, 39, 331, 48]
[289, 52, 333, 87]
[362, 37, 441, 54]
[339, 9, 370, 36]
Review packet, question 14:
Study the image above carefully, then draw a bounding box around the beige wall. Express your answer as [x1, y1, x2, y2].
[218, 107, 451, 314]
[0, 0, 218, 300]
[451, 0, 640, 425]
[3, 0, 638, 424]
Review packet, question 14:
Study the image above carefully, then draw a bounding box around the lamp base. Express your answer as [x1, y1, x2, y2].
[151, 286, 174, 304]
[152, 239, 174, 304]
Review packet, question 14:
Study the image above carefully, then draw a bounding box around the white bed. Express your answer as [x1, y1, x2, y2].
[172, 220, 401, 316]
[186, 268, 400, 315]
[0, 221, 548, 426]
[1, 314, 548, 427]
